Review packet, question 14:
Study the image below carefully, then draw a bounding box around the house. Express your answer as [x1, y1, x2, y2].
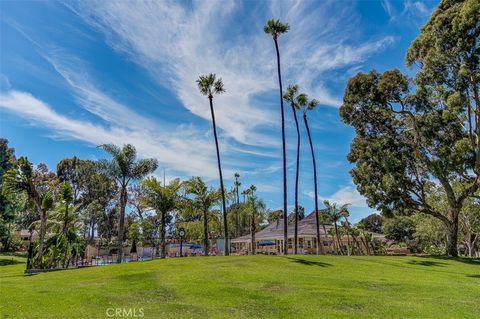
[231, 211, 384, 255]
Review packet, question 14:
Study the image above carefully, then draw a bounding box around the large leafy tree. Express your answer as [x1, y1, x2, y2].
[264, 19, 290, 255]
[185, 176, 221, 256]
[97, 144, 158, 263]
[340, 0, 479, 256]
[196, 73, 229, 255]
[142, 177, 181, 258]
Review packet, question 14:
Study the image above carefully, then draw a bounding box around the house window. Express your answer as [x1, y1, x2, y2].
[288, 238, 293, 249]
[307, 240, 312, 249]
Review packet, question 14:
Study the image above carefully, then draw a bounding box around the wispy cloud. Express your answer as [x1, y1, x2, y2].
[0, 90, 223, 179]
[66, 0, 395, 141]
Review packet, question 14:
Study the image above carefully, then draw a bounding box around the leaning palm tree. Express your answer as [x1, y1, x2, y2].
[264, 18, 290, 255]
[142, 177, 181, 258]
[301, 98, 322, 254]
[97, 144, 158, 263]
[197, 73, 229, 255]
[185, 177, 221, 256]
[283, 85, 306, 254]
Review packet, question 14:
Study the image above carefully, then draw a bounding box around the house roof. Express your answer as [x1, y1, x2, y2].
[231, 211, 385, 242]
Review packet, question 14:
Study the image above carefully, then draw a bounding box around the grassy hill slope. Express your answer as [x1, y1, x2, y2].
[0, 254, 479, 318]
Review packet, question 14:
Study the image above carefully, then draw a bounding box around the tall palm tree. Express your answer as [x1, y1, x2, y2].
[234, 172, 241, 237]
[302, 98, 322, 254]
[142, 177, 181, 258]
[244, 185, 258, 255]
[97, 144, 158, 263]
[264, 18, 290, 255]
[185, 177, 221, 256]
[197, 73, 229, 256]
[283, 85, 306, 254]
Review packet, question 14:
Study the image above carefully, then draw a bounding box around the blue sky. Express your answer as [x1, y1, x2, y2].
[0, 0, 438, 222]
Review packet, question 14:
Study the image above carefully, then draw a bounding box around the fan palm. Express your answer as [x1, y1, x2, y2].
[97, 144, 158, 263]
[196, 73, 229, 255]
[185, 177, 221, 256]
[283, 85, 306, 254]
[142, 177, 181, 258]
[301, 98, 323, 254]
[264, 18, 290, 255]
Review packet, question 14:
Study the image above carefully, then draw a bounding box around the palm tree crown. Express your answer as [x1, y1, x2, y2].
[197, 73, 225, 98]
[264, 19, 290, 40]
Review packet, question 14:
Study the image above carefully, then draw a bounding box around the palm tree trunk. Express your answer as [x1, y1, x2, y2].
[208, 96, 229, 256]
[273, 38, 288, 256]
[251, 203, 256, 255]
[304, 113, 321, 255]
[160, 210, 166, 258]
[334, 222, 344, 255]
[291, 102, 300, 255]
[117, 185, 127, 263]
[344, 218, 351, 256]
[62, 203, 69, 268]
[203, 209, 209, 256]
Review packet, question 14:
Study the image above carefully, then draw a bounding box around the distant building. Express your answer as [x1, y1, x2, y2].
[231, 211, 384, 255]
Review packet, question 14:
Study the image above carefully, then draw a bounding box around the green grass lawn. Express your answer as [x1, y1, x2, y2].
[0, 254, 479, 319]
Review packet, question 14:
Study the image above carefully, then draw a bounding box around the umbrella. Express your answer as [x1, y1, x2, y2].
[259, 240, 275, 246]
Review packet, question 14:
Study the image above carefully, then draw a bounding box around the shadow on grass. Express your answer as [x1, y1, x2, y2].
[466, 274, 480, 278]
[0, 259, 24, 266]
[416, 255, 480, 266]
[407, 260, 447, 267]
[284, 257, 331, 267]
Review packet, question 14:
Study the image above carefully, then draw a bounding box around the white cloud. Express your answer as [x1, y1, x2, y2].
[307, 184, 369, 208]
[65, 0, 395, 142]
[0, 90, 223, 179]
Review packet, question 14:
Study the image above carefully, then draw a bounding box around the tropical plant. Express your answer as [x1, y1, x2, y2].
[2, 157, 55, 268]
[323, 200, 350, 255]
[298, 97, 322, 254]
[264, 18, 290, 255]
[196, 73, 229, 255]
[185, 177, 221, 256]
[142, 177, 181, 258]
[283, 84, 307, 254]
[97, 144, 158, 263]
[340, 207, 351, 256]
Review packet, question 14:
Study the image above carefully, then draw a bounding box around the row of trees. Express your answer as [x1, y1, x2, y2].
[0, 139, 273, 268]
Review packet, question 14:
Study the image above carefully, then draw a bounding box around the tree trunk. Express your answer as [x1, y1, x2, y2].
[445, 217, 459, 257]
[273, 38, 288, 256]
[208, 96, 229, 256]
[203, 209, 209, 256]
[117, 185, 127, 263]
[160, 210, 166, 259]
[344, 218, 351, 256]
[291, 102, 300, 255]
[304, 113, 321, 255]
[251, 203, 256, 255]
[334, 222, 344, 255]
